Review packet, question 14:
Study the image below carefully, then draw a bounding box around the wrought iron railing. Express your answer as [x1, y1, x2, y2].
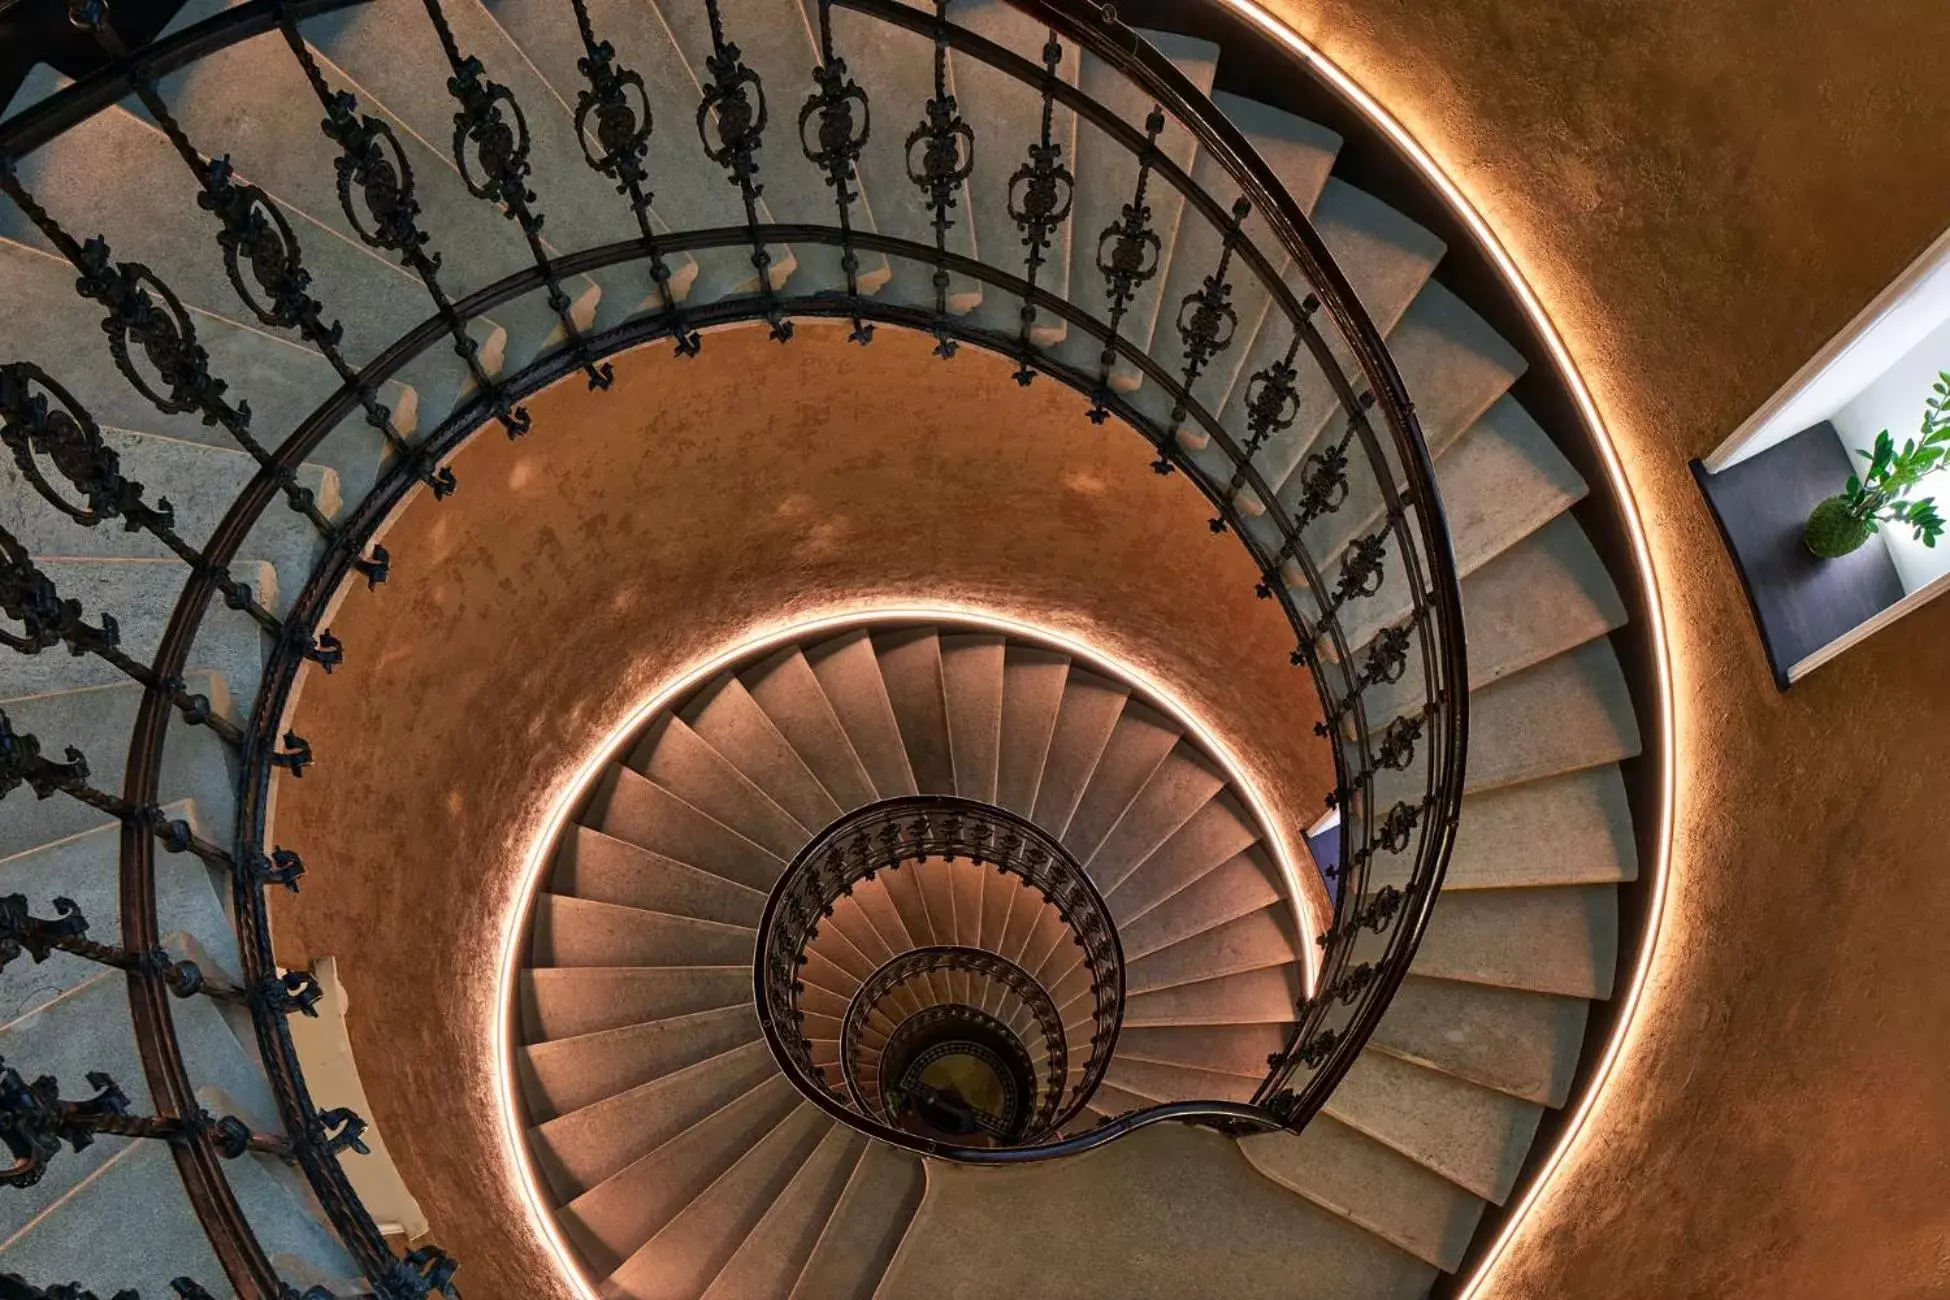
[838, 945, 1071, 1136]
[0, 0, 1467, 1289]
[757, 799, 1118, 1151]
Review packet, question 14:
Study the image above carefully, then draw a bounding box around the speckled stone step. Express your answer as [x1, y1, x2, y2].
[1324, 1050, 1544, 1204]
[1372, 975, 1589, 1106]
[787, 1142, 925, 1300]
[1412, 885, 1619, 1000]
[994, 645, 1068, 817]
[519, 967, 749, 1043]
[700, 1123, 867, 1300]
[939, 633, 1005, 804]
[584, 766, 785, 893]
[529, 894, 754, 969]
[1464, 639, 1642, 792]
[805, 629, 917, 799]
[550, 825, 766, 927]
[519, 1003, 760, 1122]
[1122, 964, 1302, 1027]
[874, 627, 956, 797]
[628, 713, 811, 860]
[683, 673, 843, 835]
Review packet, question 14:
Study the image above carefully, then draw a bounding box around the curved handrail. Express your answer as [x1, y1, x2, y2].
[0, 0, 1469, 1289]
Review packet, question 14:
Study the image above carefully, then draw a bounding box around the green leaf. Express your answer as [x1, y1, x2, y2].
[1846, 473, 1862, 496]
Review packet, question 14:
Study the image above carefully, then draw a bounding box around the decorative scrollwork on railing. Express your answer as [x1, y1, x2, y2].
[755, 796, 1122, 1153]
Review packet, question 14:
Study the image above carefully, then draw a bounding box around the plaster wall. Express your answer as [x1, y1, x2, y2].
[1251, 0, 1950, 1294]
[268, 325, 1334, 1300]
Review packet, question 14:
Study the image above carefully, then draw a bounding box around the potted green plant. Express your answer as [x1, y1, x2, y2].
[1804, 370, 1950, 558]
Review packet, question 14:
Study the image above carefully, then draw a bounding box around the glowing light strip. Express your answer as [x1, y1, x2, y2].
[495, 600, 1320, 1300]
[1204, 4, 1679, 1293]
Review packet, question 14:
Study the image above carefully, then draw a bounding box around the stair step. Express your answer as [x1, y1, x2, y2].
[584, 766, 785, 893]
[531, 1039, 779, 1202]
[629, 714, 811, 861]
[700, 1123, 867, 1300]
[1105, 1056, 1257, 1106]
[531, 894, 753, 969]
[994, 645, 1069, 817]
[683, 673, 844, 835]
[1372, 767, 1637, 893]
[1105, 792, 1260, 922]
[805, 629, 917, 799]
[1031, 670, 1128, 836]
[1412, 885, 1619, 1000]
[1239, 1113, 1488, 1271]
[1324, 1050, 1544, 1203]
[940, 633, 1006, 804]
[1373, 976, 1589, 1106]
[1465, 640, 1642, 791]
[0, 557, 272, 706]
[1114, 1022, 1288, 1078]
[1085, 746, 1226, 895]
[564, 1072, 801, 1277]
[1119, 850, 1282, 960]
[519, 1003, 760, 1122]
[1122, 965, 1302, 1027]
[1124, 905, 1300, 995]
[0, 1140, 227, 1293]
[741, 647, 879, 813]
[874, 628, 956, 797]
[608, 1103, 833, 1300]
[0, 805, 238, 1023]
[0, 677, 234, 861]
[550, 826, 766, 927]
[787, 1143, 926, 1300]
[520, 967, 749, 1043]
[1063, 701, 1180, 866]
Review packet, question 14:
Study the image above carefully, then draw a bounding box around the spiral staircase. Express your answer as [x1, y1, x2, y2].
[0, 0, 1645, 1297]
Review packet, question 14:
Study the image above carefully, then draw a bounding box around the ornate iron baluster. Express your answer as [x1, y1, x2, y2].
[0, 1064, 297, 1189]
[697, 0, 791, 342]
[0, 171, 335, 539]
[0, 525, 250, 744]
[803, 0, 874, 345]
[0, 894, 247, 1004]
[420, 0, 612, 392]
[565, 0, 699, 357]
[1165, 195, 1248, 473]
[0, 1279, 138, 1300]
[275, 2, 530, 438]
[1005, 34, 1073, 386]
[905, 0, 974, 358]
[171, 1280, 336, 1300]
[0, 712, 307, 890]
[69, 0, 456, 500]
[1088, 106, 1165, 424]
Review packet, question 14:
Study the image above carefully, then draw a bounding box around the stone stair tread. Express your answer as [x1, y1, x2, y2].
[551, 825, 767, 927]
[1124, 904, 1300, 995]
[0, 1140, 228, 1293]
[939, 632, 1006, 804]
[1105, 791, 1261, 922]
[1119, 848, 1283, 960]
[0, 676, 234, 860]
[873, 627, 956, 797]
[1465, 639, 1642, 792]
[1239, 1112, 1490, 1271]
[0, 803, 237, 1023]
[1063, 700, 1181, 866]
[565, 1072, 801, 1277]
[1323, 1050, 1544, 1204]
[1123, 964, 1302, 1027]
[805, 629, 918, 799]
[741, 646, 879, 812]
[1411, 885, 1619, 1000]
[1369, 279, 1530, 458]
[786, 1142, 926, 1300]
[519, 1002, 761, 1122]
[532, 1039, 781, 1202]
[994, 645, 1069, 817]
[584, 765, 786, 893]
[683, 672, 843, 835]
[520, 967, 749, 1043]
[530, 893, 754, 969]
[1373, 975, 1590, 1107]
[1114, 1022, 1289, 1078]
[1085, 745, 1228, 895]
[629, 713, 811, 862]
[1105, 1055, 1258, 1105]
[699, 1124, 867, 1300]
[0, 557, 272, 706]
[1031, 669, 1128, 835]
[608, 1102, 833, 1300]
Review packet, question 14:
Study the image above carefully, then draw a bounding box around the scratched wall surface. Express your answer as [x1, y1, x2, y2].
[1248, 0, 1950, 1295]
[270, 324, 1334, 1299]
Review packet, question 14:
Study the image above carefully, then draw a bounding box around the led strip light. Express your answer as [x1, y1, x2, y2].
[1202, 3, 1680, 1294]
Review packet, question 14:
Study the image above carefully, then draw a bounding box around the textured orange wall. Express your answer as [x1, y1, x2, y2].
[270, 325, 1333, 1299]
[1253, 1, 1950, 1294]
